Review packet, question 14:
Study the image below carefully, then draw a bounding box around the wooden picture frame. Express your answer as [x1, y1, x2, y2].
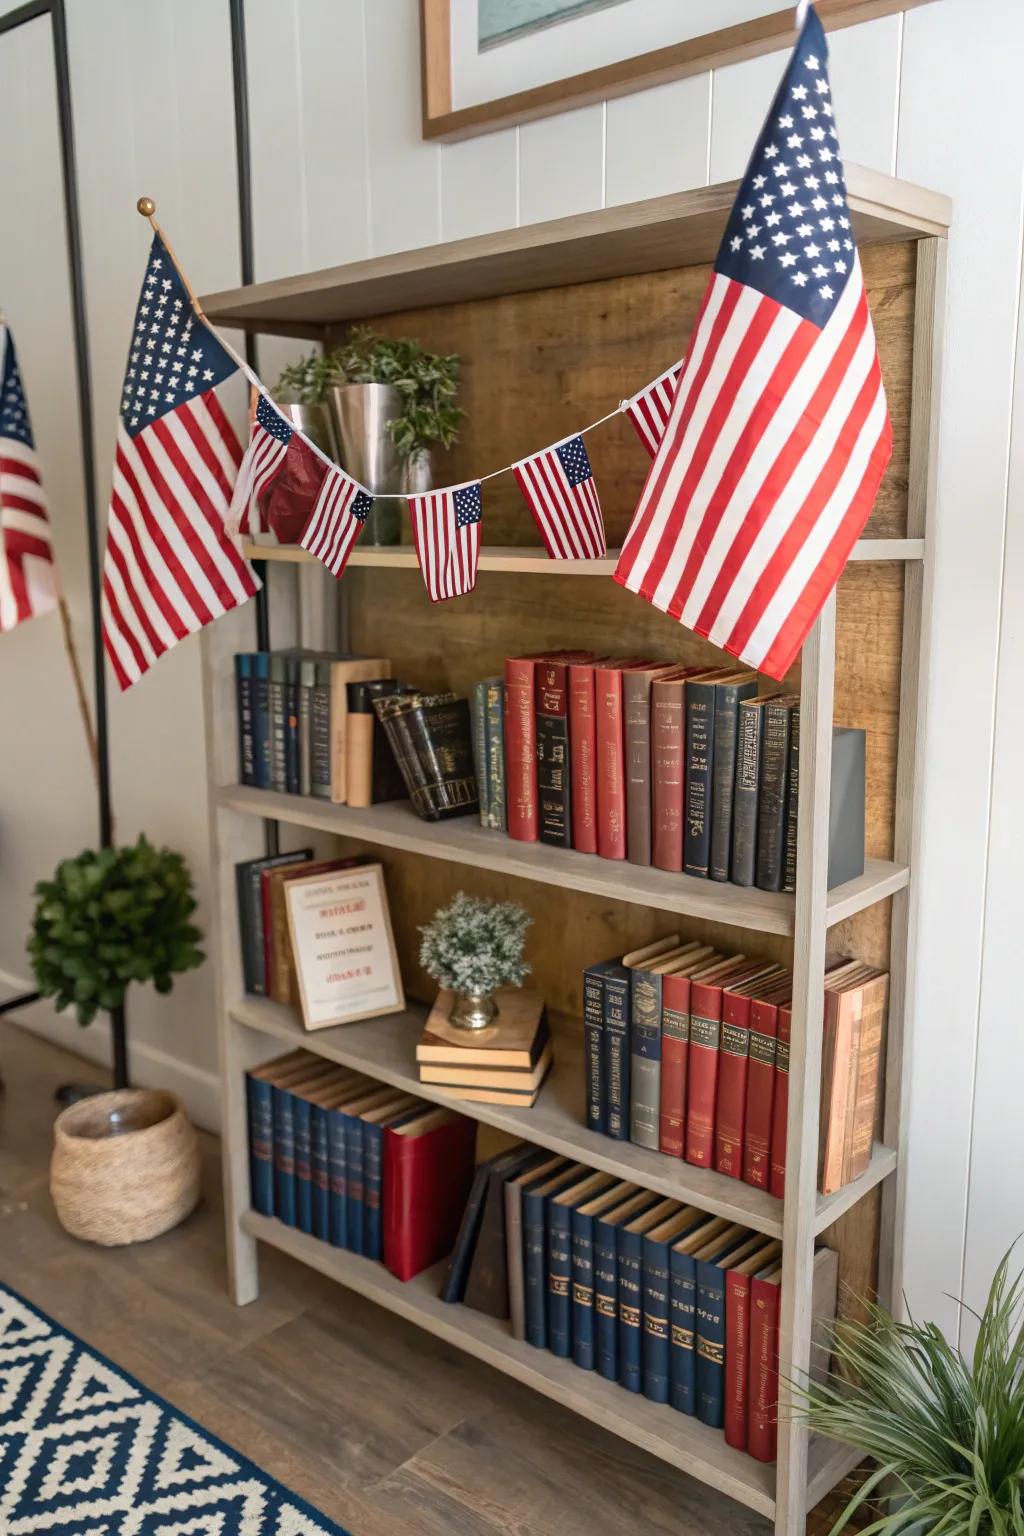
[420, 0, 937, 143]
[284, 861, 405, 1031]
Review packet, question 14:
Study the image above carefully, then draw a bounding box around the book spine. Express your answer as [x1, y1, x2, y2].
[547, 1201, 574, 1358]
[344, 711, 374, 810]
[252, 658, 271, 790]
[684, 679, 717, 878]
[594, 1220, 619, 1381]
[748, 1277, 781, 1462]
[268, 663, 288, 794]
[711, 681, 757, 881]
[686, 984, 723, 1167]
[506, 1182, 528, 1342]
[695, 1257, 728, 1427]
[782, 702, 800, 893]
[345, 1117, 367, 1255]
[326, 1106, 348, 1248]
[364, 1122, 385, 1261]
[311, 1103, 330, 1241]
[247, 864, 269, 995]
[471, 680, 490, 829]
[617, 1228, 645, 1392]
[820, 992, 854, 1196]
[378, 708, 431, 811]
[659, 974, 690, 1158]
[236, 656, 255, 786]
[652, 682, 684, 872]
[293, 1092, 315, 1235]
[629, 967, 662, 1150]
[603, 970, 631, 1142]
[849, 982, 888, 1181]
[523, 1192, 549, 1348]
[571, 1211, 597, 1370]
[581, 965, 606, 1135]
[669, 1250, 698, 1414]
[536, 661, 572, 848]
[272, 1084, 298, 1228]
[715, 993, 752, 1179]
[769, 1008, 791, 1198]
[298, 675, 313, 797]
[642, 1236, 672, 1404]
[595, 667, 627, 860]
[245, 1072, 274, 1216]
[285, 667, 300, 795]
[731, 700, 763, 886]
[624, 671, 654, 866]
[310, 678, 332, 799]
[439, 1161, 489, 1304]
[484, 679, 506, 831]
[724, 1271, 751, 1450]
[744, 1001, 779, 1189]
[505, 657, 539, 841]
[756, 699, 793, 891]
[568, 663, 598, 854]
[236, 864, 259, 995]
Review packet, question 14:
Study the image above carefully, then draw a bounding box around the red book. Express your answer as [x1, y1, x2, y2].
[568, 659, 599, 853]
[506, 651, 591, 842]
[595, 660, 657, 860]
[658, 947, 716, 1157]
[747, 1259, 783, 1463]
[743, 982, 790, 1189]
[768, 1001, 790, 1198]
[685, 957, 759, 1167]
[725, 1240, 781, 1451]
[715, 967, 785, 1179]
[382, 1107, 477, 1281]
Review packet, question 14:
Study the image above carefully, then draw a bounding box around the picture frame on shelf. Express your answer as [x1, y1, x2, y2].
[284, 862, 405, 1031]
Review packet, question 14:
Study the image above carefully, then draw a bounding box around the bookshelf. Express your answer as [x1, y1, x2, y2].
[199, 168, 949, 1536]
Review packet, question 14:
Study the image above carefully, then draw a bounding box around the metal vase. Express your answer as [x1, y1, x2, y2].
[328, 382, 404, 545]
[449, 991, 499, 1032]
[278, 401, 338, 462]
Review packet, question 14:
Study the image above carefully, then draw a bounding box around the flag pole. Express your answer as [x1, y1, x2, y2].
[57, 593, 101, 794]
[136, 196, 206, 316]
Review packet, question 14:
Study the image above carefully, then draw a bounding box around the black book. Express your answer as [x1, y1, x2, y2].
[347, 679, 407, 804]
[535, 661, 571, 848]
[284, 655, 301, 795]
[234, 849, 313, 994]
[298, 659, 316, 798]
[783, 702, 801, 893]
[268, 653, 288, 794]
[235, 654, 256, 786]
[756, 696, 798, 892]
[463, 1145, 549, 1319]
[376, 693, 479, 822]
[439, 1144, 531, 1305]
[310, 659, 333, 800]
[709, 675, 758, 881]
[731, 696, 770, 887]
[683, 676, 718, 878]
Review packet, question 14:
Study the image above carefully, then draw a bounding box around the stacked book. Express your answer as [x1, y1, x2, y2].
[415, 987, 552, 1108]
[440, 1141, 838, 1463]
[584, 937, 889, 1200]
[469, 652, 866, 893]
[245, 1048, 477, 1280]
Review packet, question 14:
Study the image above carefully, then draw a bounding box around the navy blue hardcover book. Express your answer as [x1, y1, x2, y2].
[601, 964, 631, 1140]
[363, 1100, 421, 1261]
[326, 1084, 385, 1250]
[284, 655, 301, 795]
[523, 1162, 587, 1349]
[245, 1069, 275, 1216]
[594, 1190, 661, 1382]
[571, 1181, 631, 1370]
[641, 1206, 704, 1403]
[274, 1064, 339, 1230]
[695, 1228, 764, 1427]
[582, 961, 615, 1134]
[252, 651, 271, 789]
[617, 1198, 681, 1392]
[546, 1172, 615, 1358]
[235, 653, 256, 786]
[292, 1089, 317, 1235]
[311, 1099, 331, 1240]
[669, 1216, 737, 1415]
[236, 849, 312, 996]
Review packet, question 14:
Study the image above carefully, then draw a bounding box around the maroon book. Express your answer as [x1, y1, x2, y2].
[769, 1002, 792, 1198]
[744, 982, 791, 1190]
[568, 660, 599, 854]
[685, 959, 764, 1168]
[383, 1110, 477, 1282]
[715, 968, 783, 1179]
[595, 659, 656, 861]
[505, 651, 590, 842]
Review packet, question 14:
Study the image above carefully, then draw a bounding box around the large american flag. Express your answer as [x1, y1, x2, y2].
[513, 434, 605, 559]
[614, 5, 891, 680]
[299, 457, 375, 578]
[228, 392, 293, 536]
[102, 235, 258, 690]
[0, 324, 58, 633]
[409, 482, 482, 601]
[624, 360, 684, 458]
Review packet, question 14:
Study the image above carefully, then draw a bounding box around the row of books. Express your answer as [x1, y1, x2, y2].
[440, 1142, 838, 1462]
[471, 653, 865, 892]
[245, 1048, 477, 1281]
[584, 937, 889, 1198]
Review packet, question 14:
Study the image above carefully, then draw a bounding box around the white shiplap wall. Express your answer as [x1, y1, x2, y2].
[0, 0, 1019, 1338]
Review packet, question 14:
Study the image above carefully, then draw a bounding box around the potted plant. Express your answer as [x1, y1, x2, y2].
[797, 1248, 1024, 1534]
[419, 891, 531, 1031]
[29, 836, 205, 1244]
[273, 349, 339, 460]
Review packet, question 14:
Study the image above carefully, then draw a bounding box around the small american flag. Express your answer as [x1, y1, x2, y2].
[513, 434, 605, 559]
[409, 482, 482, 602]
[102, 235, 258, 691]
[228, 393, 293, 536]
[299, 459, 375, 578]
[614, 4, 891, 680]
[624, 360, 684, 457]
[0, 323, 57, 632]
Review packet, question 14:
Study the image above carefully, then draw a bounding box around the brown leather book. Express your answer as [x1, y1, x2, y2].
[329, 657, 391, 804]
[847, 970, 890, 1181]
[623, 663, 677, 867]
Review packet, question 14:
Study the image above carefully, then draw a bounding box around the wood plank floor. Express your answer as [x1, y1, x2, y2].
[0, 1022, 858, 1536]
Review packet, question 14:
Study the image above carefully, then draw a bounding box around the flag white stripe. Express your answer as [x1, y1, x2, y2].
[0, 476, 47, 513]
[103, 540, 164, 665]
[101, 583, 148, 684]
[117, 426, 225, 621]
[195, 395, 241, 487]
[108, 471, 194, 645]
[324, 481, 359, 573]
[532, 455, 585, 558]
[301, 471, 341, 557]
[1, 507, 55, 540]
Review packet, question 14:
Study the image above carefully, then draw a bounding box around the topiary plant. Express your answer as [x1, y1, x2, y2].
[418, 892, 531, 998]
[28, 836, 204, 1027]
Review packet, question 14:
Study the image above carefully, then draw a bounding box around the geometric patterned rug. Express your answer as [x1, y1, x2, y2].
[0, 1283, 351, 1534]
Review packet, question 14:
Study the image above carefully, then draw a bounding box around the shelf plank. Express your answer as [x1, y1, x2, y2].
[240, 1209, 778, 1517]
[244, 539, 925, 571]
[199, 168, 951, 338]
[216, 784, 908, 935]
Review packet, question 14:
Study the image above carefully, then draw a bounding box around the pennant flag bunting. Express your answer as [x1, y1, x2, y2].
[409, 482, 482, 601]
[228, 393, 293, 536]
[0, 323, 58, 632]
[624, 360, 684, 457]
[299, 464, 374, 578]
[614, 4, 891, 680]
[101, 233, 258, 691]
[513, 435, 605, 559]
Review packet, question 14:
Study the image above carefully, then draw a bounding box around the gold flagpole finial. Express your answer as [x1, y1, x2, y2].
[136, 196, 156, 219]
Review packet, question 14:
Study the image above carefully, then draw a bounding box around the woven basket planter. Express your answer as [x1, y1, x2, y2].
[50, 1088, 201, 1246]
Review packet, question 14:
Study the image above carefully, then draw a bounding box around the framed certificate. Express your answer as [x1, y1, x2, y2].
[284, 862, 405, 1030]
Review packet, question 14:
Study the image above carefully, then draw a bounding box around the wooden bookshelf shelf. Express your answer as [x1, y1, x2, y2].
[216, 784, 909, 937]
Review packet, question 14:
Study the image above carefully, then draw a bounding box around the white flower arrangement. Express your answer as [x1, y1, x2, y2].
[418, 891, 532, 997]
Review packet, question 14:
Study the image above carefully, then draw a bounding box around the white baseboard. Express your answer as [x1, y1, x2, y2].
[0, 966, 222, 1134]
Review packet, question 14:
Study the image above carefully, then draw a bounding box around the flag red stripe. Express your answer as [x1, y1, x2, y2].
[148, 417, 246, 607]
[114, 445, 213, 628]
[110, 481, 191, 645]
[104, 518, 169, 660]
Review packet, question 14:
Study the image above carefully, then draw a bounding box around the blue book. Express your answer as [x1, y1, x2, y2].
[235, 653, 256, 786]
[362, 1098, 422, 1261]
[582, 961, 616, 1134]
[601, 964, 631, 1140]
[628, 941, 695, 1151]
[324, 1081, 382, 1249]
[641, 1205, 705, 1403]
[594, 1189, 662, 1382]
[547, 1172, 616, 1358]
[345, 1088, 408, 1255]
[695, 1227, 764, 1427]
[617, 1198, 681, 1392]
[234, 849, 313, 996]
[252, 651, 271, 789]
[305, 1071, 361, 1242]
[523, 1162, 586, 1349]
[669, 1216, 738, 1415]
[245, 1059, 299, 1216]
[271, 1061, 336, 1227]
[292, 1091, 317, 1234]
[571, 1180, 632, 1370]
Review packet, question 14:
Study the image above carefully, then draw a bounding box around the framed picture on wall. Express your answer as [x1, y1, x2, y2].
[419, 0, 936, 143]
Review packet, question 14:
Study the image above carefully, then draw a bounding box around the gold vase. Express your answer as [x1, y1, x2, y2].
[449, 991, 498, 1031]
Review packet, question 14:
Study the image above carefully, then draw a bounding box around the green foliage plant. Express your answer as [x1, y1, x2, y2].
[272, 349, 337, 407]
[328, 326, 465, 460]
[418, 892, 531, 998]
[28, 836, 204, 1026]
[797, 1247, 1024, 1535]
